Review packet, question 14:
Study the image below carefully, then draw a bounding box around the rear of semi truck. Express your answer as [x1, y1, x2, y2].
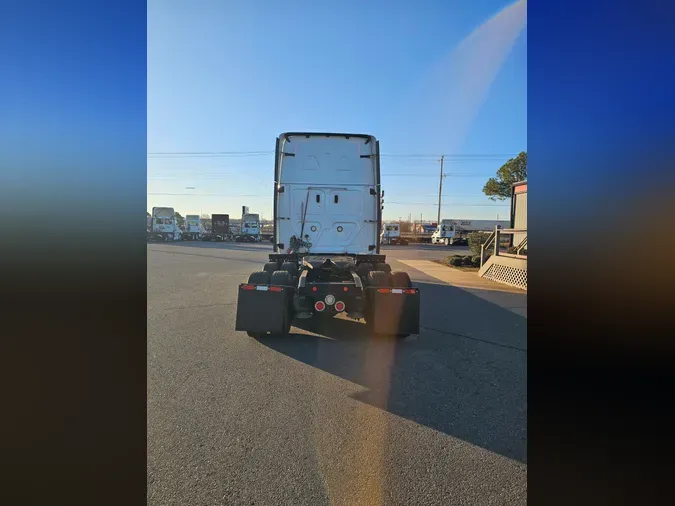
[209, 214, 230, 241]
[148, 207, 181, 242]
[184, 215, 202, 240]
[237, 213, 260, 242]
[235, 132, 420, 338]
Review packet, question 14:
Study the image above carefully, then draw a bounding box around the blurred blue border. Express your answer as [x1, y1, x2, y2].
[529, 0, 674, 225]
[1, 0, 146, 224]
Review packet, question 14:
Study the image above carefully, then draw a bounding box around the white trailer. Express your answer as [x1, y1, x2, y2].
[148, 207, 182, 242]
[431, 219, 510, 246]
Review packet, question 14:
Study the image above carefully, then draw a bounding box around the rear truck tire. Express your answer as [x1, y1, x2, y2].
[247, 270, 271, 285]
[449, 238, 455, 246]
[375, 262, 392, 274]
[281, 261, 298, 278]
[367, 270, 390, 287]
[357, 262, 374, 279]
[390, 271, 412, 288]
[263, 262, 278, 275]
[444, 238, 449, 246]
[270, 270, 293, 287]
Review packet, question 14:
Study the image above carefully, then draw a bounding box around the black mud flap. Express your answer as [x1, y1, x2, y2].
[235, 285, 293, 334]
[367, 287, 420, 335]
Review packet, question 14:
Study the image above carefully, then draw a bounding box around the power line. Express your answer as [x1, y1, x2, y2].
[147, 150, 517, 159]
[382, 173, 493, 177]
[147, 192, 509, 207]
[147, 173, 493, 179]
[389, 193, 487, 197]
[147, 150, 273, 156]
[148, 192, 273, 197]
[388, 202, 509, 207]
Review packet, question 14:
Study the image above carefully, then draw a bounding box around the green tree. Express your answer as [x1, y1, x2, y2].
[483, 151, 527, 201]
[174, 212, 185, 228]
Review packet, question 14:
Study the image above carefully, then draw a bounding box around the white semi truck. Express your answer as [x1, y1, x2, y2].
[183, 215, 205, 241]
[431, 219, 510, 246]
[236, 210, 261, 242]
[380, 223, 409, 245]
[235, 132, 420, 338]
[147, 207, 182, 242]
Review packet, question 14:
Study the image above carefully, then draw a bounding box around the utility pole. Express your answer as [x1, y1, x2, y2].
[437, 155, 444, 225]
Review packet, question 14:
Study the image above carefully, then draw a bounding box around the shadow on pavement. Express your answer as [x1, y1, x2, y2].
[256, 280, 527, 463]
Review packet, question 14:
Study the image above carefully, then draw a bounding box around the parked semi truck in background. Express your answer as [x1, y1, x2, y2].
[380, 222, 409, 245]
[237, 208, 260, 242]
[148, 207, 182, 242]
[213, 214, 230, 241]
[183, 215, 204, 241]
[200, 214, 230, 241]
[235, 132, 420, 338]
[431, 219, 510, 246]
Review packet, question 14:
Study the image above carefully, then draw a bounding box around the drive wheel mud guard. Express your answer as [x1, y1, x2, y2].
[235, 284, 294, 336]
[365, 286, 420, 336]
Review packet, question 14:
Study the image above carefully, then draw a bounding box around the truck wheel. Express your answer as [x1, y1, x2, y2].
[449, 238, 455, 246]
[367, 270, 390, 287]
[375, 262, 391, 274]
[263, 262, 278, 275]
[390, 271, 412, 288]
[444, 238, 449, 246]
[281, 262, 298, 278]
[357, 262, 374, 278]
[247, 271, 270, 285]
[270, 270, 293, 287]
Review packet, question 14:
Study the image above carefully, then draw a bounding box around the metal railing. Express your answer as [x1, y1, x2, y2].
[516, 236, 528, 255]
[480, 227, 527, 268]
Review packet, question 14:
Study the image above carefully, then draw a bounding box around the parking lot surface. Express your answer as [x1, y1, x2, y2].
[148, 242, 527, 506]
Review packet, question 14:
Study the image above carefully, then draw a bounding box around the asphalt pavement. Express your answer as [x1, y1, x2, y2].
[148, 242, 527, 506]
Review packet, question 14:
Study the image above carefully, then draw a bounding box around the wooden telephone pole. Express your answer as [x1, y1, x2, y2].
[437, 155, 444, 225]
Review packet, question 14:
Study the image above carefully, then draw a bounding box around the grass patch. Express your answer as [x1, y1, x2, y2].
[433, 258, 480, 272]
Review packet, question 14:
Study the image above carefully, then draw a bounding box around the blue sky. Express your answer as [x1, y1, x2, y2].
[148, 0, 527, 222]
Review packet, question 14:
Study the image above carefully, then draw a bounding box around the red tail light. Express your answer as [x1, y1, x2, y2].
[377, 288, 390, 294]
[335, 301, 345, 312]
[403, 289, 416, 294]
[269, 286, 282, 292]
[312, 286, 318, 292]
[242, 284, 255, 290]
[314, 301, 326, 312]
[343, 286, 348, 292]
